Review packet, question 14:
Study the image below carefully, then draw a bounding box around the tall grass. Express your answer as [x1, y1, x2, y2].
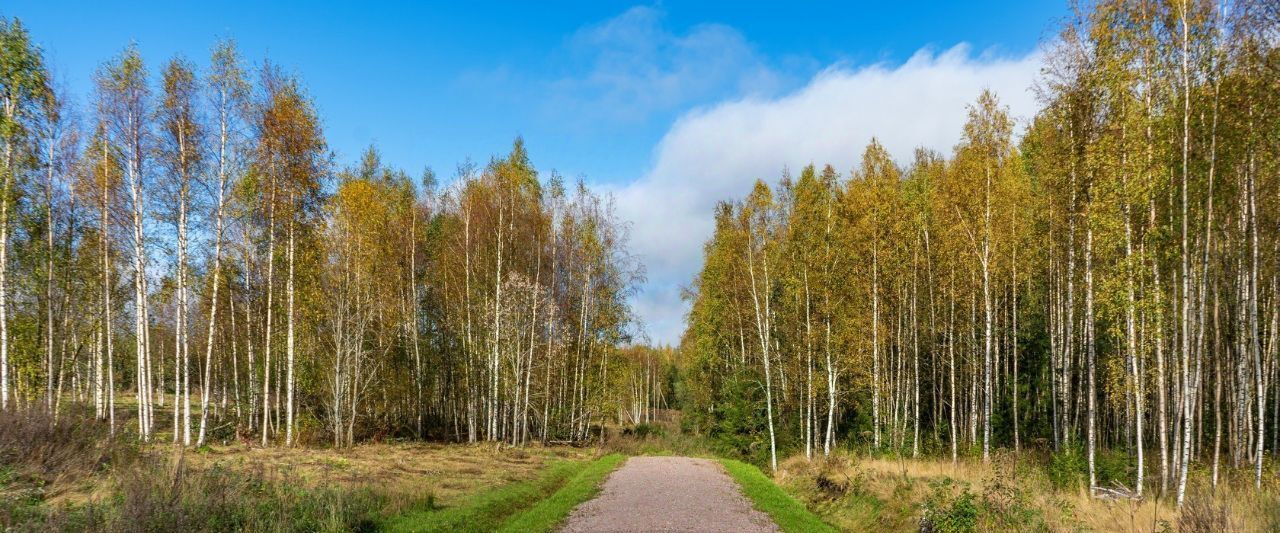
[97, 459, 392, 532]
[0, 407, 130, 488]
[0, 408, 404, 532]
[0, 407, 133, 530]
[773, 449, 1280, 532]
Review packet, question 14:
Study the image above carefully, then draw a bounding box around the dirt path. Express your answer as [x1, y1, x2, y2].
[560, 456, 779, 532]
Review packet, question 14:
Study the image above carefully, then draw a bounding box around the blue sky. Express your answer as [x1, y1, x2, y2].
[7, 1, 1065, 344]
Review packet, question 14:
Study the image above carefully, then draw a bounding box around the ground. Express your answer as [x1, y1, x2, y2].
[561, 456, 778, 532]
[8, 407, 1278, 532]
[178, 441, 591, 510]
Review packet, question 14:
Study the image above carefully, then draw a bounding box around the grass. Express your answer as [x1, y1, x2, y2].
[89, 459, 395, 532]
[601, 416, 836, 532]
[719, 458, 836, 533]
[179, 441, 586, 511]
[381, 454, 623, 533]
[771, 450, 1280, 532]
[496, 454, 625, 532]
[0, 406, 604, 532]
[599, 413, 721, 458]
[0, 407, 133, 528]
[0, 409, 406, 532]
[10, 402, 1279, 532]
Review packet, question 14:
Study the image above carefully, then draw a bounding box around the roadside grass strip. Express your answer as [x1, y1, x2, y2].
[718, 458, 836, 533]
[382, 454, 624, 533]
[496, 453, 626, 532]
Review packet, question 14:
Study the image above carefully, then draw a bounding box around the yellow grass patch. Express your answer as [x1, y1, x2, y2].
[168, 442, 592, 509]
[776, 452, 1278, 532]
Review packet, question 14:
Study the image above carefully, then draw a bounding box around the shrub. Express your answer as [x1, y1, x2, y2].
[979, 471, 1043, 529]
[1094, 448, 1132, 488]
[922, 478, 978, 533]
[707, 371, 770, 467]
[622, 423, 665, 439]
[1046, 447, 1086, 490]
[1177, 490, 1232, 533]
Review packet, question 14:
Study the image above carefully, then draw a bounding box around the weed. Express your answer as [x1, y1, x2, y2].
[922, 478, 978, 533]
[1177, 490, 1233, 533]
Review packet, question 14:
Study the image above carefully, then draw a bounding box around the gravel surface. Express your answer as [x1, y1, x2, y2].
[559, 456, 780, 533]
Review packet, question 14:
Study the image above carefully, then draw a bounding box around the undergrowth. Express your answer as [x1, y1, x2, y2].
[0, 408, 416, 532]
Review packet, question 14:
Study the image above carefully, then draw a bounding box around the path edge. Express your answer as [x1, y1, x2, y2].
[718, 458, 836, 533]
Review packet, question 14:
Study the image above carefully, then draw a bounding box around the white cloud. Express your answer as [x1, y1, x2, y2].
[546, 6, 786, 125]
[617, 44, 1042, 345]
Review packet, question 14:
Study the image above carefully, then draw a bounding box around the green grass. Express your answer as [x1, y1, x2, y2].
[382, 454, 624, 533]
[496, 454, 625, 532]
[719, 458, 836, 533]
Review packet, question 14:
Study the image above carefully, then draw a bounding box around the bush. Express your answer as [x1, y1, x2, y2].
[922, 478, 978, 533]
[1177, 490, 1232, 533]
[622, 423, 665, 439]
[1046, 447, 1086, 490]
[979, 471, 1043, 529]
[293, 413, 329, 446]
[1094, 448, 1132, 488]
[707, 371, 771, 467]
[1042, 446, 1132, 491]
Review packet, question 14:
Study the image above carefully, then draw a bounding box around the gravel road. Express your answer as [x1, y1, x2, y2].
[559, 456, 780, 532]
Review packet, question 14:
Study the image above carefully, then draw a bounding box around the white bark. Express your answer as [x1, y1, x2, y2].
[198, 84, 232, 446]
[1175, 0, 1193, 507]
[745, 204, 778, 472]
[285, 220, 295, 446]
[0, 99, 14, 410]
[872, 244, 880, 449]
[261, 184, 276, 446]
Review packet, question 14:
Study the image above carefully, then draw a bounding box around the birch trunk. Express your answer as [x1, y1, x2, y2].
[197, 86, 231, 446]
[285, 219, 295, 446]
[0, 100, 13, 410]
[261, 183, 276, 446]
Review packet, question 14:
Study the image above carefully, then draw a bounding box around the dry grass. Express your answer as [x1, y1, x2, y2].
[776, 451, 1279, 532]
[0, 407, 135, 508]
[171, 441, 592, 511]
[1, 406, 600, 531]
[12, 393, 593, 512]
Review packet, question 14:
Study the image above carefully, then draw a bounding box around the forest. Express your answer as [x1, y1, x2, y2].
[0, 19, 666, 452]
[681, 0, 1278, 507]
[2, 0, 1280, 530]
